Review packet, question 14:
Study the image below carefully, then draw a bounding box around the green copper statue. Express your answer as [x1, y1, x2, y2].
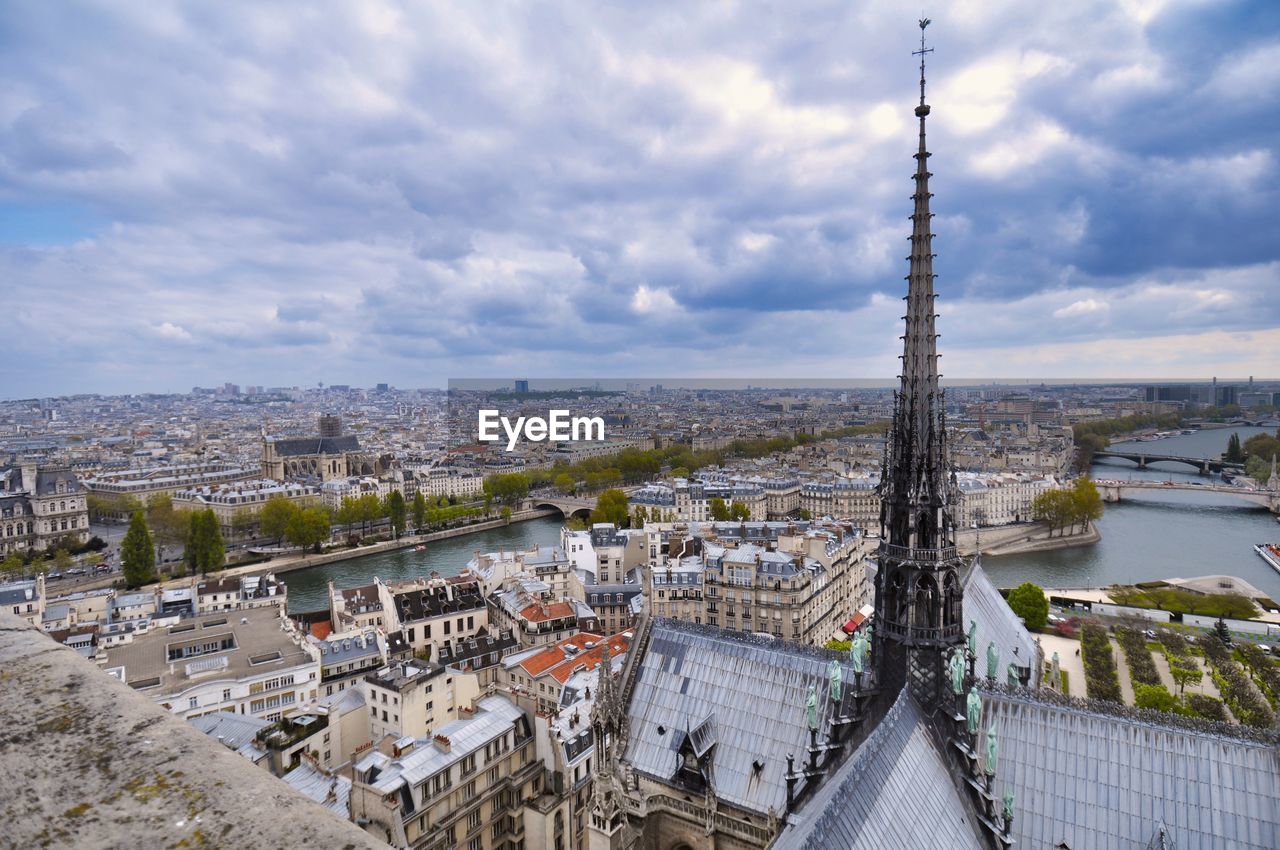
[1007, 662, 1019, 687]
[849, 634, 866, 674]
[965, 686, 982, 733]
[828, 659, 843, 701]
[1002, 789, 1015, 822]
[806, 684, 818, 731]
[986, 641, 999, 679]
[985, 727, 998, 776]
[949, 646, 965, 695]
[967, 620, 978, 656]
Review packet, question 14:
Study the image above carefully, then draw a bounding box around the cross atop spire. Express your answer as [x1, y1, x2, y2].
[914, 18, 933, 111]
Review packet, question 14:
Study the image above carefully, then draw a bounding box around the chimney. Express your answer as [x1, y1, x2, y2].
[432, 734, 451, 753]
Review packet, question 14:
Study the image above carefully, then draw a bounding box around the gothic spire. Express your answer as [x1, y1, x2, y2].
[884, 16, 950, 549]
[873, 19, 965, 706]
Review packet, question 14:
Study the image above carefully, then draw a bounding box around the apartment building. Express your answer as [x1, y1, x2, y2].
[382, 577, 490, 661]
[99, 606, 319, 721]
[349, 694, 541, 850]
[647, 521, 874, 645]
[363, 659, 480, 743]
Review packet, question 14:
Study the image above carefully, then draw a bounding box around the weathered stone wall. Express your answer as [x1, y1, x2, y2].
[0, 611, 386, 850]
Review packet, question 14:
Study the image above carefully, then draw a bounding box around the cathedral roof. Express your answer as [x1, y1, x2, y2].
[962, 561, 1038, 675]
[623, 618, 856, 816]
[984, 691, 1280, 850]
[270, 435, 361, 457]
[775, 689, 986, 850]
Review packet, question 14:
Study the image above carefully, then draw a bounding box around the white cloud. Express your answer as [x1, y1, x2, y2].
[1053, 298, 1109, 319]
[630, 285, 679, 315]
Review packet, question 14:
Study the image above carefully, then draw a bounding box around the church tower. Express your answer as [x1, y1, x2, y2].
[588, 643, 627, 850]
[873, 19, 967, 706]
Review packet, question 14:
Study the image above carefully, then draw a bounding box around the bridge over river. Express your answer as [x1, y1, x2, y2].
[1092, 449, 1245, 475]
[1095, 478, 1280, 514]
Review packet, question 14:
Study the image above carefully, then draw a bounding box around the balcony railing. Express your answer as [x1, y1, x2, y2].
[880, 619, 963, 643]
[878, 543, 959, 563]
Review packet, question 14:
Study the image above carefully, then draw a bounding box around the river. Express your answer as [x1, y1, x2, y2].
[283, 518, 566, 613]
[983, 426, 1280, 599]
[283, 426, 1280, 612]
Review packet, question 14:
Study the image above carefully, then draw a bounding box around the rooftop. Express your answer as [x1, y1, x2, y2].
[101, 606, 314, 696]
[0, 611, 383, 849]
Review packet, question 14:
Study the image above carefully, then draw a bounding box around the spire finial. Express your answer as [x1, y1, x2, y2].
[914, 18, 933, 109]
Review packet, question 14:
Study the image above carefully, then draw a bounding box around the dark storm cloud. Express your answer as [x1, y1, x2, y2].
[1, 1, 1278, 395]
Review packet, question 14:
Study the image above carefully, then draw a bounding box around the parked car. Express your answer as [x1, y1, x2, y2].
[66, 567, 87, 577]
[47, 572, 63, 580]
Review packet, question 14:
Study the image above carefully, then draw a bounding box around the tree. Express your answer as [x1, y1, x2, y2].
[590, 489, 630, 527]
[632, 505, 648, 526]
[1070, 477, 1104, 532]
[796, 508, 812, 520]
[1169, 664, 1203, 695]
[412, 491, 427, 530]
[386, 491, 407, 539]
[1133, 683, 1177, 713]
[1213, 617, 1233, 646]
[185, 510, 225, 575]
[1225, 432, 1244, 463]
[670, 466, 690, 479]
[1007, 582, 1049, 630]
[260, 497, 299, 545]
[53, 549, 74, 574]
[554, 473, 576, 495]
[484, 472, 530, 506]
[729, 501, 751, 521]
[121, 511, 157, 588]
[1245, 454, 1272, 486]
[147, 493, 190, 547]
[1, 550, 24, 577]
[230, 508, 258, 540]
[709, 498, 730, 521]
[358, 493, 385, 535]
[286, 507, 331, 552]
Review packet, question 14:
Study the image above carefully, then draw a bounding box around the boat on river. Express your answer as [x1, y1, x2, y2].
[1256, 543, 1280, 574]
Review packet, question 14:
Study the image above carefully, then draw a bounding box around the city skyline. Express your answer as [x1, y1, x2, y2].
[3, 3, 1279, 396]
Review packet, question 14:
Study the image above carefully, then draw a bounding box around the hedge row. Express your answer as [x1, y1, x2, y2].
[1183, 693, 1229, 723]
[1080, 623, 1122, 703]
[1199, 636, 1275, 729]
[1115, 627, 1162, 687]
[1237, 643, 1280, 708]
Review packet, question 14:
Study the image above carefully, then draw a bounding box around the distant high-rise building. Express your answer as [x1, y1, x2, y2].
[318, 414, 343, 437]
[1144, 385, 1192, 403]
[375, 383, 390, 392]
[513, 379, 530, 394]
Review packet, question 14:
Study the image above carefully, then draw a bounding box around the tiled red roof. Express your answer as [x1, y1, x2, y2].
[519, 600, 575, 623]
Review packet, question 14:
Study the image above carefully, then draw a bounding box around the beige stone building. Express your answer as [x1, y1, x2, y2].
[349, 694, 541, 850]
[0, 462, 91, 554]
[363, 658, 481, 743]
[647, 521, 873, 645]
[172, 479, 319, 538]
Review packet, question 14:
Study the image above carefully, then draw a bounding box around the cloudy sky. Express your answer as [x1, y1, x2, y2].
[2, 1, 1278, 396]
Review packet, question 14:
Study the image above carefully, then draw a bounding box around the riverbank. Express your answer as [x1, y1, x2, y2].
[955, 521, 1100, 558]
[50, 507, 561, 598]
[985, 524, 1101, 556]
[233, 507, 560, 581]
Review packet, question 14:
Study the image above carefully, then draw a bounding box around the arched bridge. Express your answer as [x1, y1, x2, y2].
[1095, 479, 1280, 514]
[1092, 450, 1245, 475]
[529, 494, 597, 518]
